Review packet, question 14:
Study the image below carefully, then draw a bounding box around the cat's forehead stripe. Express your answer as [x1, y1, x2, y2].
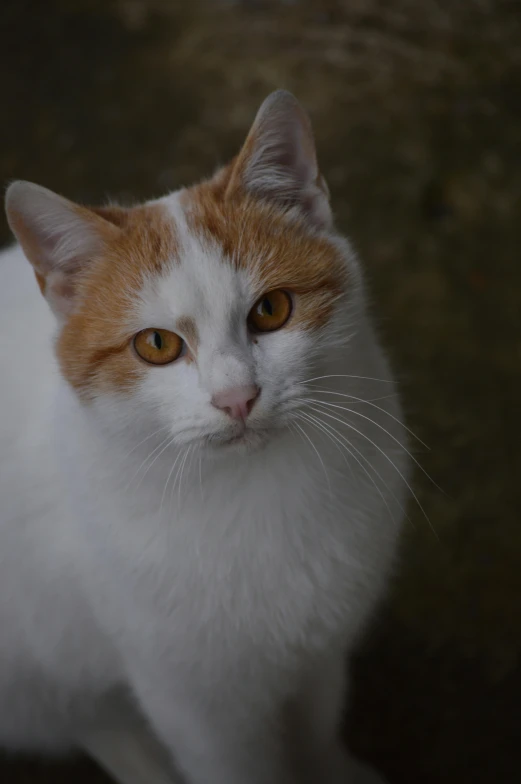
[176, 316, 199, 350]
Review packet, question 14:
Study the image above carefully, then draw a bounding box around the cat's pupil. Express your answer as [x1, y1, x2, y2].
[153, 332, 163, 350]
[263, 297, 273, 316]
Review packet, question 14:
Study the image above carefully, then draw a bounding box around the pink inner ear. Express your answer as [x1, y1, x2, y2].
[49, 270, 76, 301]
[45, 270, 79, 318]
[6, 181, 124, 319]
[224, 90, 332, 229]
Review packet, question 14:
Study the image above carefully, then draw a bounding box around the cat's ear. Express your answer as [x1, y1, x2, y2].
[225, 90, 331, 229]
[5, 181, 121, 320]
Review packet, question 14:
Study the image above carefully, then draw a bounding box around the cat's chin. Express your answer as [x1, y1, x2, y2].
[204, 427, 271, 456]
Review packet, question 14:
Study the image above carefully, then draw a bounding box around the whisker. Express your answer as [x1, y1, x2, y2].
[172, 444, 189, 498]
[165, 447, 188, 552]
[121, 424, 172, 463]
[292, 421, 332, 498]
[304, 398, 442, 494]
[304, 404, 437, 538]
[331, 393, 399, 405]
[300, 374, 395, 385]
[125, 432, 176, 492]
[305, 387, 429, 450]
[184, 444, 198, 501]
[298, 410, 399, 525]
[198, 450, 204, 502]
[175, 444, 193, 507]
[160, 446, 186, 519]
[297, 410, 406, 526]
[294, 411, 355, 482]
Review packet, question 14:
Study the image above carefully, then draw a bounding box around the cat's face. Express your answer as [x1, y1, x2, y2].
[59, 191, 350, 453]
[6, 90, 359, 454]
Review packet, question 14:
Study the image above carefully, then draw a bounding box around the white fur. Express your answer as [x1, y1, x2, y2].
[0, 184, 408, 784]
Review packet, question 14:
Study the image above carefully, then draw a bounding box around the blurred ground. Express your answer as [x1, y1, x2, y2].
[1, 0, 520, 782]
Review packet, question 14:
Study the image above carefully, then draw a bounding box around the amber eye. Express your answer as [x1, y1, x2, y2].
[133, 328, 184, 365]
[248, 289, 292, 333]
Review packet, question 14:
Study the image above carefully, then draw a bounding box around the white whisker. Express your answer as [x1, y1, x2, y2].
[121, 424, 172, 463]
[305, 386, 429, 450]
[292, 421, 332, 498]
[296, 410, 404, 526]
[198, 451, 204, 502]
[295, 411, 355, 481]
[304, 404, 437, 538]
[304, 398, 442, 493]
[159, 447, 186, 520]
[175, 444, 193, 507]
[300, 374, 395, 385]
[125, 432, 175, 492]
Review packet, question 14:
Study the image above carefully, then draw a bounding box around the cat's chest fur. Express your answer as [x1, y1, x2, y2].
[58, 391, 394, 667]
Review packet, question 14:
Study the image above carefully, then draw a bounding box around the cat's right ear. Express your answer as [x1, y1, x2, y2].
[224, 90, 332, 229]
[5, 181, 121, 320]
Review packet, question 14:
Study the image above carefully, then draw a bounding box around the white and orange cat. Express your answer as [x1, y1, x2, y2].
[0, 91, 408, 784]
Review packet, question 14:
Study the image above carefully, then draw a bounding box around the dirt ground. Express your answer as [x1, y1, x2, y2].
[1, 1, 520, 782]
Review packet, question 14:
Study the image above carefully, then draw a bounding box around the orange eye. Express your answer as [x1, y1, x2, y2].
[133, 328, 183, 365]
[248, 289, 292, 333]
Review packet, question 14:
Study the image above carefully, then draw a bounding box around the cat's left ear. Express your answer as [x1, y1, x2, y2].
[5, 181, 121, 320]
[225, 90, 332, 229]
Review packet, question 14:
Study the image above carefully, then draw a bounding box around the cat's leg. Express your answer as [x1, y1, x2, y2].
[78, 723, 183, 784]
[291, 650, 387, 784]
[76, 692, 184, 784]
[0, 674, 73, 753]
[129, 674, 298, 784]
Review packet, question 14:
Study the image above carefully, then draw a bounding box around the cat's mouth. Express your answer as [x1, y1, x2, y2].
[205, 425, 269, 453]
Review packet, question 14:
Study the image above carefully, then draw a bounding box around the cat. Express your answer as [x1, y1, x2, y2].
[0, 90, 409, 784]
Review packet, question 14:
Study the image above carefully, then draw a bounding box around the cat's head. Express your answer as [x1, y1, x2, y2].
[6, 91, 362, 454]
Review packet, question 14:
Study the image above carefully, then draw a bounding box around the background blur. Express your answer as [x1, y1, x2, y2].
[1, 1, 520, 782]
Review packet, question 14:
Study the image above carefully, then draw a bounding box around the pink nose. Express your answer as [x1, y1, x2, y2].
[211, 384, 259, 421]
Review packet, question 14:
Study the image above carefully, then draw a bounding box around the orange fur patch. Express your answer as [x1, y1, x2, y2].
[55, 169, 345, 398]
[34, 270, 46, 295]
[176, 316, 199, 352]
[181, 169, 347, 330]
[56, 202, 178, 397]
